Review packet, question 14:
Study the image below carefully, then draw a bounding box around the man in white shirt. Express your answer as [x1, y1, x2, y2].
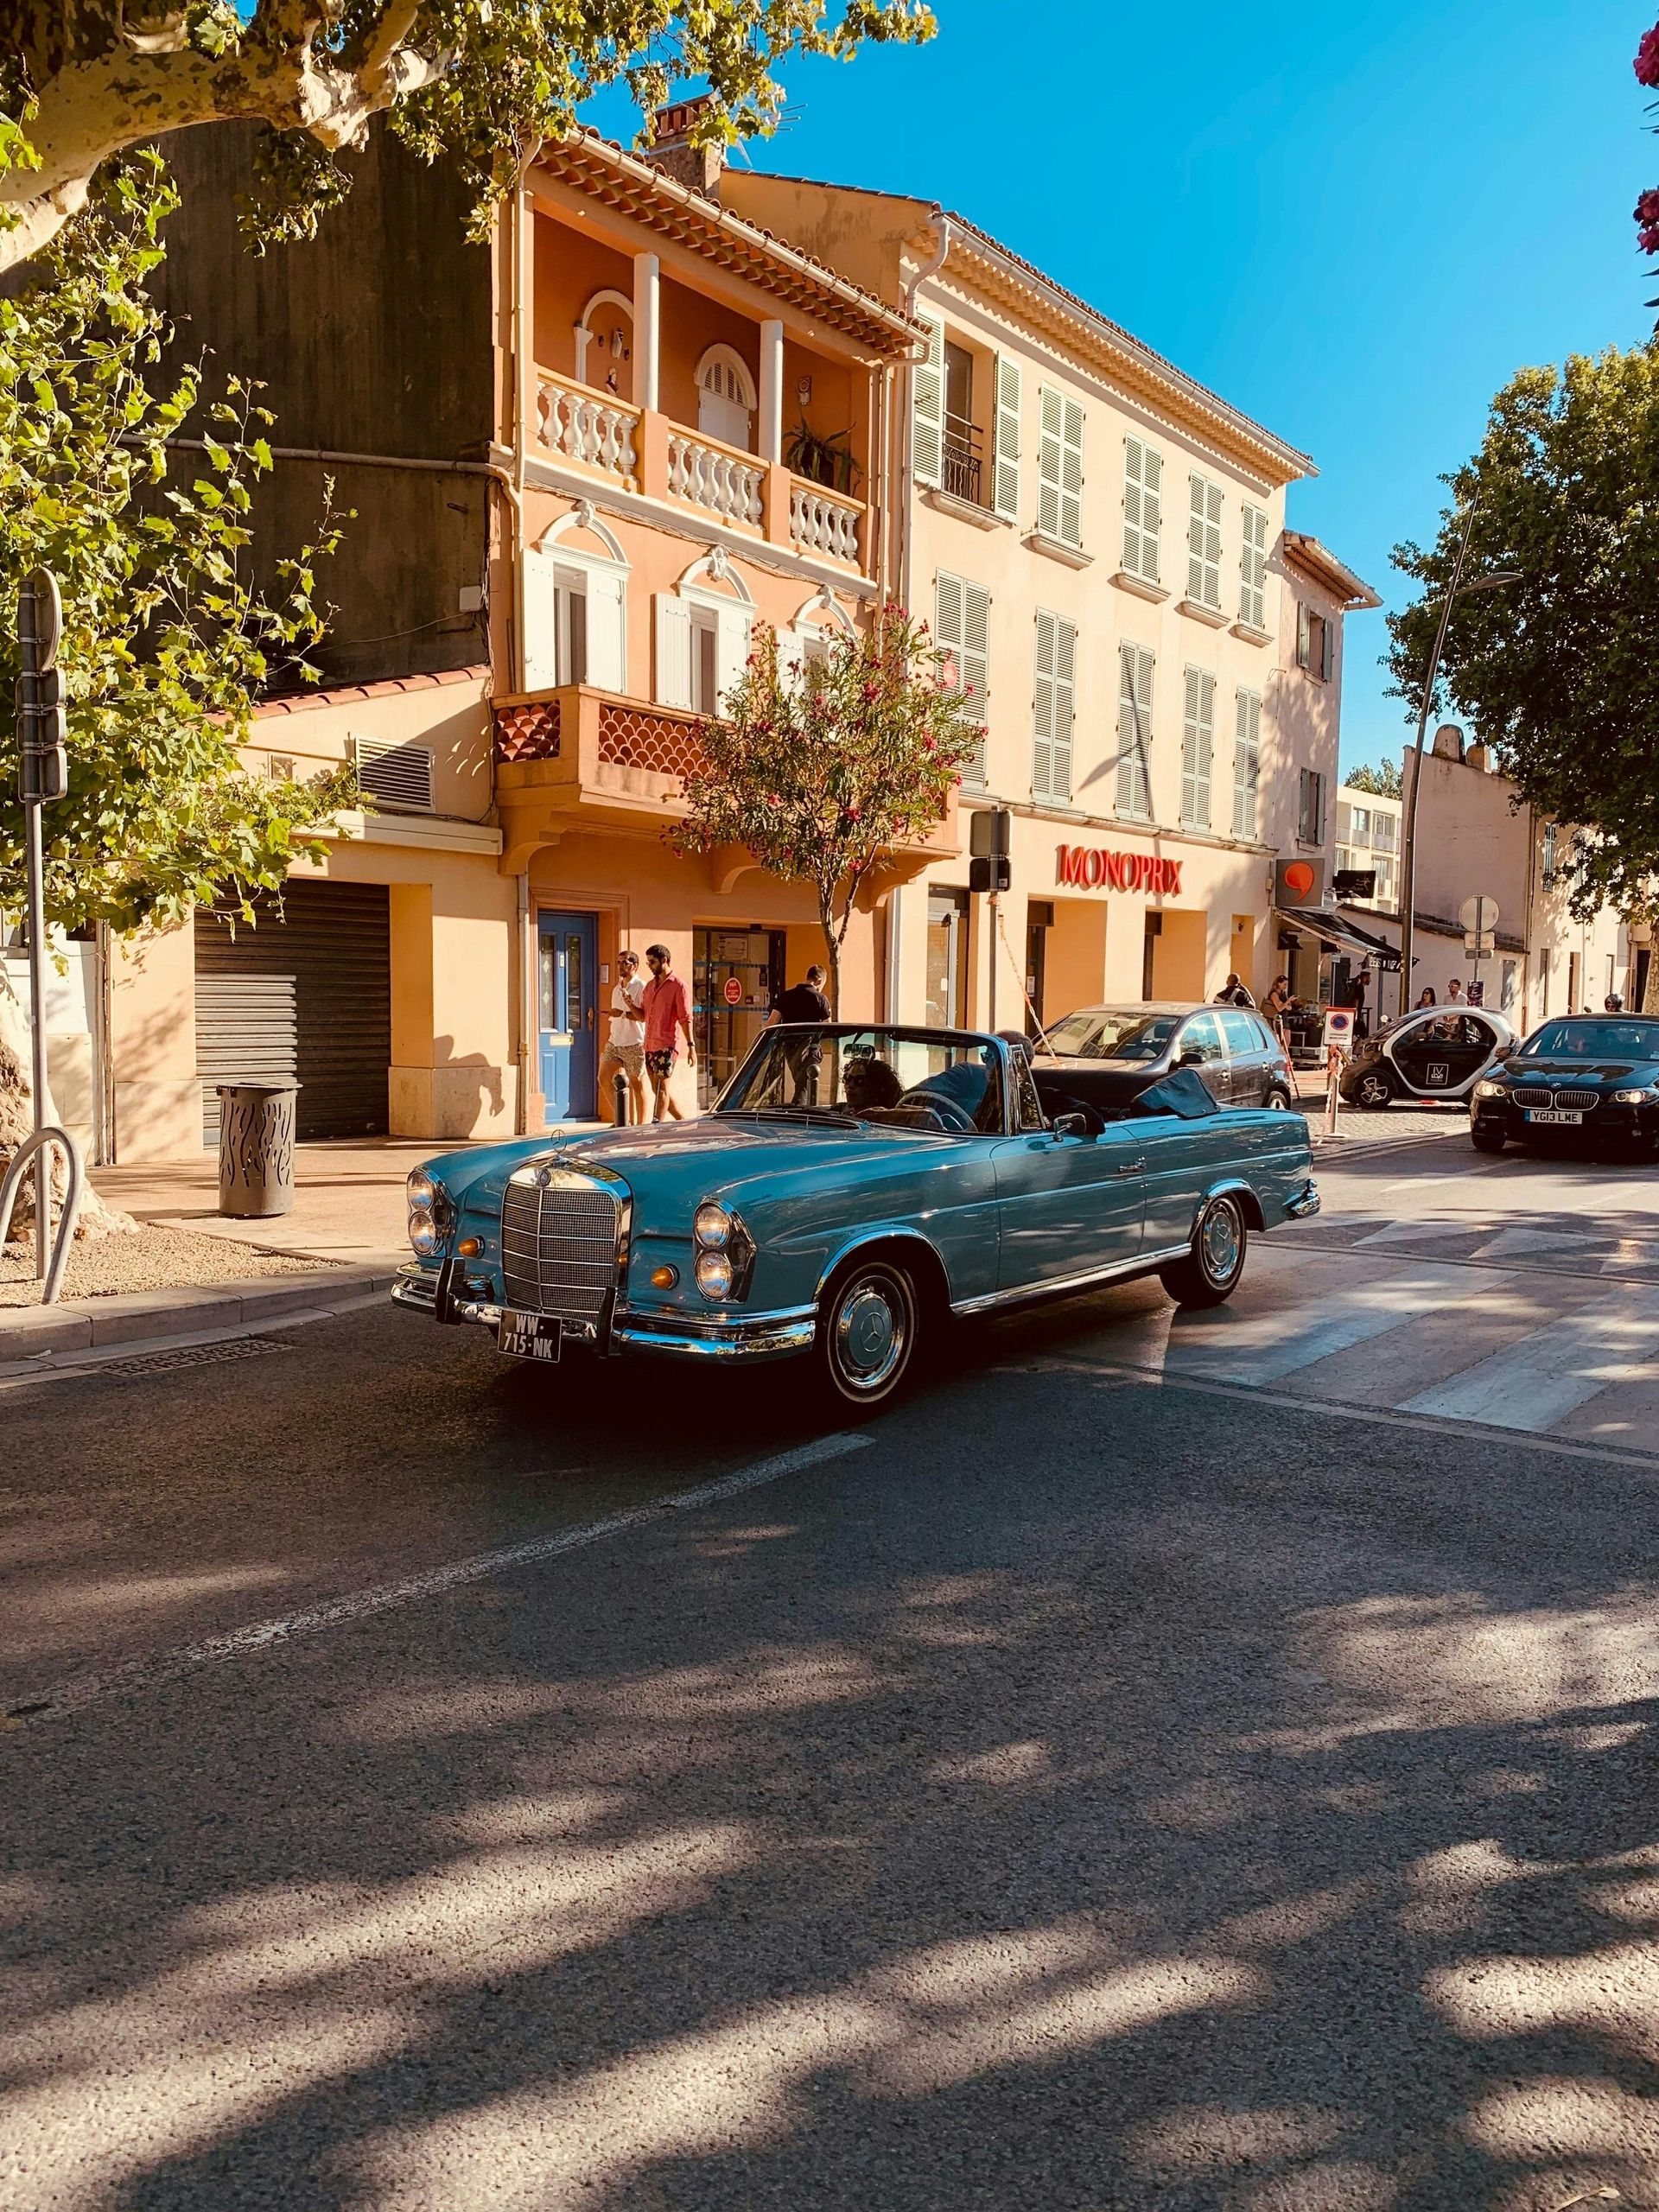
[599, 949, 647, 1124]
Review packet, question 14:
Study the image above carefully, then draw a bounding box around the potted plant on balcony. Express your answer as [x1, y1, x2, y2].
[784, 421, 861, 496]
[674, 611, 978, 1013]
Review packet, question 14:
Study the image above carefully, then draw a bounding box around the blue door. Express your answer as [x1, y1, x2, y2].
[537, 911, 597, 1122]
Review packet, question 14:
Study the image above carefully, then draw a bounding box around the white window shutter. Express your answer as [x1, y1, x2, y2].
[1233, 689, 1261, 838]
[1052, 615, 1075, 800]
[1032, 608, 1055, 799]
[714, 600, 753, 707]
[1117, 642, 1153, 817]
[1124, 438, 1161, 582]
[913, 313, 944, 491]
[1060, 397, 1084, 548]
[993, 353, 1021, 521]
[654, 594, 693, 709]
[522, 551, 559, 693]
[584, 567, 626, 693]
[1037, 388, 1063, 543]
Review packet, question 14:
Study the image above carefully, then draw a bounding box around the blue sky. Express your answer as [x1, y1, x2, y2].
[592, 0, 1653, 775]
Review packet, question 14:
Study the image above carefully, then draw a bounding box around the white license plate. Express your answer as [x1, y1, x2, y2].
[1524, 1108, 1582, 1125]
[499, 1310, 562, 1362]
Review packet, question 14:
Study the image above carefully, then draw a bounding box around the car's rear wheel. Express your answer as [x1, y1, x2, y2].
[1264, 1085, 1294, 1111]
[1353, 1068, 1393, 1109]
[1471, 1125, 1506, 1154]
[817, 1256, 918, 1408]
[1159, 1192, 1249, 1309]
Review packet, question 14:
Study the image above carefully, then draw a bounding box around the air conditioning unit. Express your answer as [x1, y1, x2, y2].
[352, 735, 435, 812]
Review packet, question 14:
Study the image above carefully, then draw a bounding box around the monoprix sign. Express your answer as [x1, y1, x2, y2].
[1056, 845, 1182, 894]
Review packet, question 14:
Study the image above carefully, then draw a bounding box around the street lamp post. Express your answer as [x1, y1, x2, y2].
[1396, 511, 1519, 1016]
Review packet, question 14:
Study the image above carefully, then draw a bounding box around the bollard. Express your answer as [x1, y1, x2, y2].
[613, 1069, 629, 1126]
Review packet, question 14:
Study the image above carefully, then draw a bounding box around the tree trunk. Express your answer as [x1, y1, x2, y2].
[0, 965, 135, 1242]
[1645, 948, 1659, 1016]
[817, 890, 841, 1019]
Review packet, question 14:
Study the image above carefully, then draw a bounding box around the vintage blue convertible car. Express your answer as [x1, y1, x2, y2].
[392, 1024, 1319, 1406]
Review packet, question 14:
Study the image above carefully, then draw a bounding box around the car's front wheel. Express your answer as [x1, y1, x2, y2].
[1471, 1124, 1506, 1154]
[817, 1255, 919, 1408]
[1159, 1193, 1249, 1309]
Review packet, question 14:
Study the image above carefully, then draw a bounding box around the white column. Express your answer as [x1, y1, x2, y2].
[632, 251, 660, 412]
[759, 317, 785, 466]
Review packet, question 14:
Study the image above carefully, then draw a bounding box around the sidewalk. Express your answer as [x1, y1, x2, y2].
[1289, 1066, 1467, 1152]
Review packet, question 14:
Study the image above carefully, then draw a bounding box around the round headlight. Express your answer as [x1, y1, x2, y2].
[408, 1170, 435, 1209]
[1473, 1079, 1508, 1098]
[408, 1208, 439, 1257]
[694, 1201, 733, 1249]
[695, 1249, 734, 1300]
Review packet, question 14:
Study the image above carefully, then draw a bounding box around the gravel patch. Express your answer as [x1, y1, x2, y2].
[0, 1225, 334, 1307]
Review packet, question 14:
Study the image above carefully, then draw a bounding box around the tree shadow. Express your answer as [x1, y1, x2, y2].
[4, 1359, 1659, 2210]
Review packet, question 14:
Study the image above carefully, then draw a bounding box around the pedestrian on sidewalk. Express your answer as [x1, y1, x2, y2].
[1415, 986, 1437, 1009]
[598, 950, 647, 1125]
[642, 944, 696, 1122]
[766, 963, 832, 1103]
[1214, 971, 1255, 1007]
[1446, 977, 1465, 1004]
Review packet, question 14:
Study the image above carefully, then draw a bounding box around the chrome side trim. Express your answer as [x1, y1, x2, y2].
[950, 1243, 1192, 1318]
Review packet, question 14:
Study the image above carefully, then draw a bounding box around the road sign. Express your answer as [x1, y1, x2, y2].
[1459, 893, 1500, 934]
[1322, 1007, 1356, 1051]
[722, 974, 742, 1005]
[1464, 931, 1496, 957]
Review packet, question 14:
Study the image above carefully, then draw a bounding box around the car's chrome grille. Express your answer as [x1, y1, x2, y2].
[501, 1170, 624, 1319]
[1511, 1086, 1599, 1110]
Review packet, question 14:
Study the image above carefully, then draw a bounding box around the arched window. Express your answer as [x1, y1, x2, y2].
[696, 345, 757, 450]
[574, 290, 634, 397]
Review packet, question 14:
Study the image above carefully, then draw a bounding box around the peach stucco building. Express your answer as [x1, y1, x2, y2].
[724, 178, 1381, 1032]
[102, 115, 1381, 1160]
[110, 116, 932, 1159]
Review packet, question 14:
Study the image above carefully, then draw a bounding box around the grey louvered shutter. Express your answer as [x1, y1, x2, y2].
[1038, 389, 1063, 542]
[1052, 614, 1075, 800]
[1124, 437, 1161, 581]
[1180, 667, 1214, 827]
[938, 571, 988, 786]
[1233, 689, 1261, 837]
[1032, 608, 1056, 799]
[1240, 505, 1268, 628]
[993, 353, 1021, 521]
[913, 313, 944, 490]
[1296, 599, 1312, 671]
[1117, 642, 1153, 817]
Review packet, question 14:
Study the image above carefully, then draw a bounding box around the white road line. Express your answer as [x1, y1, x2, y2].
[1400, 1300, 1659, 1430]
[5, 1433, 871, 1727]
[1160, 1266, 1472, 1384]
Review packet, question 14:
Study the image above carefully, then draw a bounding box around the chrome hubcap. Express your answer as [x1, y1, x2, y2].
[835, 1277, 905, 1389]
[1201, 1202, 1241, 1282]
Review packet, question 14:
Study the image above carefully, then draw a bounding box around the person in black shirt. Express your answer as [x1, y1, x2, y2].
[767, 964, 832, 1103]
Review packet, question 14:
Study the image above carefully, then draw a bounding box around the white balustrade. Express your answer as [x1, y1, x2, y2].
[666, 430, 765, 529]
[789, 480, 862, 566]
[537, 374, 639, 480]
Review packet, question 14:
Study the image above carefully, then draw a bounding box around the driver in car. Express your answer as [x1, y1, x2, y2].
[841, 1056, 906, 1118]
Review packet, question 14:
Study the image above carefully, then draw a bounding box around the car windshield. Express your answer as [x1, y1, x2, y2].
[1519, 1019, 1659, 1059]
[717, 1026, 1005, 1135]
[1043, 1009, 1181, 1062]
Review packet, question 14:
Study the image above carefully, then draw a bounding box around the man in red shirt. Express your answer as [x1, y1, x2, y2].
[642, 943, 696, 1122]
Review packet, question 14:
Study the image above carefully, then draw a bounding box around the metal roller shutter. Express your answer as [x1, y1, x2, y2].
[195, 880, 391, 1144]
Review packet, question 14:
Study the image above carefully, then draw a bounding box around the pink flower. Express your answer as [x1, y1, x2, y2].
[1638, 188, 1659, 224]
[1639, 23, 1659, 84]
[1643, 224, 1659, 255]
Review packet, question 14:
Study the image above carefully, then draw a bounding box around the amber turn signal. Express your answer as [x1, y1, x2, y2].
[650, 1264, 680, 1289]
[457, 1236, 483, 1258]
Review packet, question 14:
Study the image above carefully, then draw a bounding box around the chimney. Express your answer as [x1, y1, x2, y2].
[646, 95, 727, 200]
[1431, 722, 1465, 764]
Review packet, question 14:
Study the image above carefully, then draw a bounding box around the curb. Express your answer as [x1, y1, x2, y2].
[0, 1266, 401, 1376]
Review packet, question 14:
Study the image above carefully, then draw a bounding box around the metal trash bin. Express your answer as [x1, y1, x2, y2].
[216, 1083, 300, 1218]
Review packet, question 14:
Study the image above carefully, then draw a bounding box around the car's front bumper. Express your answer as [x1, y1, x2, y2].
[391, 1265, 815, 1363]
[1283, 1179, 1322, 1218]
[1471, 1096, 1659, 1147]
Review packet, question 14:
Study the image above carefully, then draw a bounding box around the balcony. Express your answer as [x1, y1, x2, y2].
[532, 367, 868, 575]
[493, 682, 958, 882]
[942, 421, 983, 507]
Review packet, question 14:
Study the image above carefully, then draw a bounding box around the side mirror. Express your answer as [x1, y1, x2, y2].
[1052, 1112, 1089, 1140]
[1494, 1042, 1513, 1059]
[1178, 1049, 1203, 1068]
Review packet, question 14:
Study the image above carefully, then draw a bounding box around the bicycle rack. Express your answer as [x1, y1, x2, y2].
[0, 1126, 83, 1306]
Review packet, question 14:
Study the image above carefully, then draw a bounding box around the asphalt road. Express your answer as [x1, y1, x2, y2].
[5, 1151, 1659, 2212]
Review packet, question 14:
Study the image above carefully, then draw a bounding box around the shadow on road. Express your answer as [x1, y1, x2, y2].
[5, 1348, 1659, 2209]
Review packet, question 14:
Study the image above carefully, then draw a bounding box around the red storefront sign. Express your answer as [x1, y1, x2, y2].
[1056, 844, 1182, 895]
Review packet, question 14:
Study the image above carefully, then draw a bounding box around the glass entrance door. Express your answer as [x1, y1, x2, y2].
[537, 911, 597, 1122]
[694, 926, 785, 1108]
